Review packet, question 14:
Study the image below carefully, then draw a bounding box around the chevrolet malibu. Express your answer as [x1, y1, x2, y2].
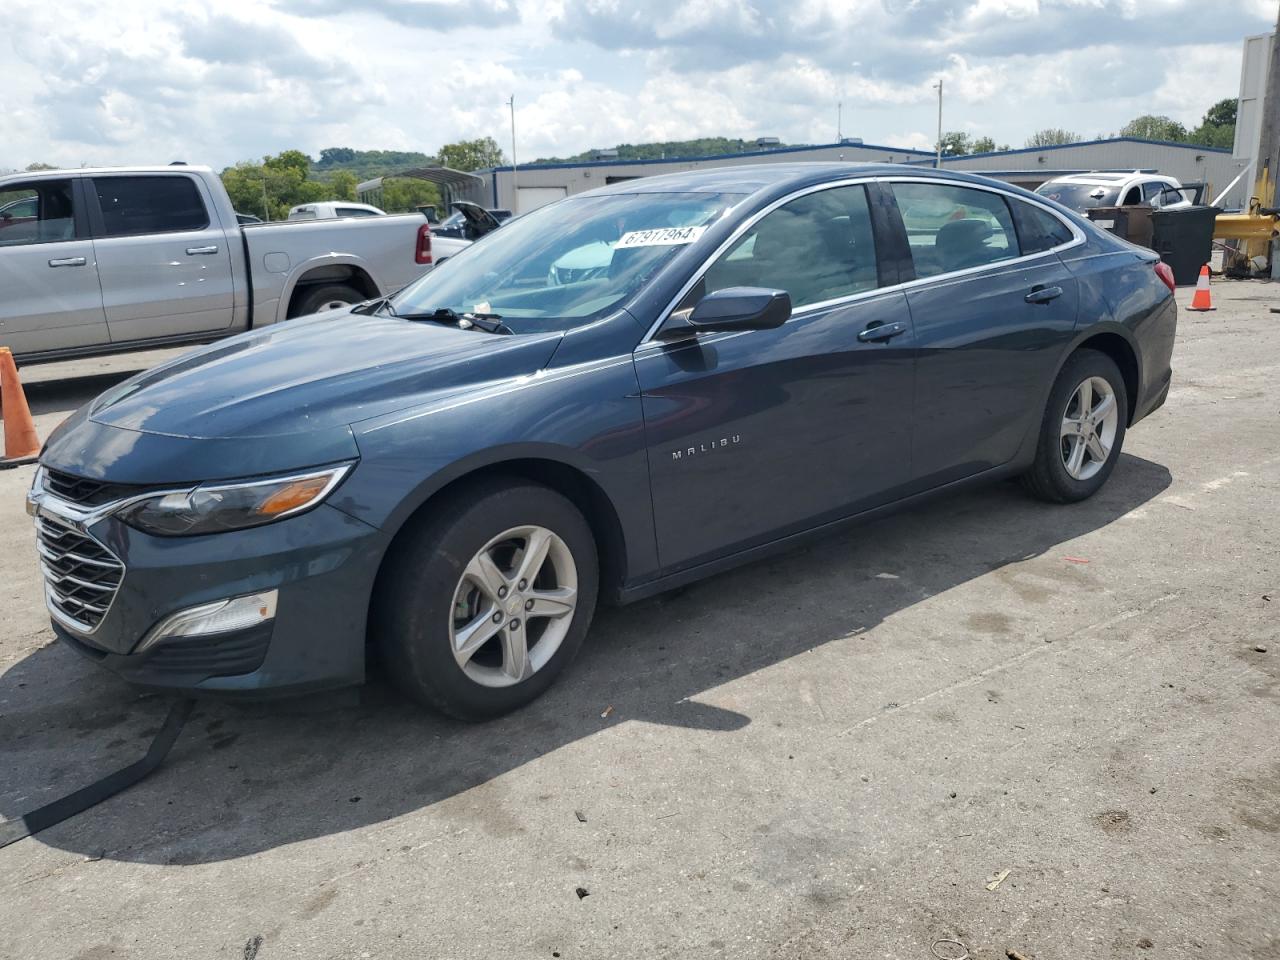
[27, 164, 1176, 720]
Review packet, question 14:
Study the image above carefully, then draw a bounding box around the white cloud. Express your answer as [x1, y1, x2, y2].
[0, 0, 1272, 172]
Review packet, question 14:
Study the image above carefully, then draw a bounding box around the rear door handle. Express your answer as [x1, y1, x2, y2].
[1025, 285, 1064, 304]
[186, 245, 219, 255]
[48, 257, 86, 267]
[857, 320, 908, 343]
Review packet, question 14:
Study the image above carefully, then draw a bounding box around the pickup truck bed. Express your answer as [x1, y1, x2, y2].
[0, 165, 438, 363]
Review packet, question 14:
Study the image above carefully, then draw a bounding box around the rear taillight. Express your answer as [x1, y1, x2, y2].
[1154, 261, 1176, 293]
[415, 224, 432, 265]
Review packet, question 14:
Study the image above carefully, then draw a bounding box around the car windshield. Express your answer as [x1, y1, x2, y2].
[391, 192, 742, 333]
[1035, 183, 1120, 212]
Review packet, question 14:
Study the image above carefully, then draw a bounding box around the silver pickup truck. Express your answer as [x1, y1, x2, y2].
[0, 164, 445, 363]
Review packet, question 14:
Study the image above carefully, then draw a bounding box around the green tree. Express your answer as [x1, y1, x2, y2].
[1026, 128, 1082, 148]
[939, 131, 972, 156]
[971, 136, 997, 154]
[380, 178, 442, 214]
[1187, 97, 1237, 149]
[1119, 115, 1187, 142]
[330, 170, 358, 202]
[263, 149, 313, 176]
[317, 147, 357, 167]
[438, 137, 506, 171]
[25, 162, 57, 171]
[221, 152, 327, 221]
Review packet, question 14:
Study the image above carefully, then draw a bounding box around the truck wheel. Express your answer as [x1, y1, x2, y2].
[372, 480, 599, 721]
[1021, 349, 1128, 503]
[291, 284, 363, 317]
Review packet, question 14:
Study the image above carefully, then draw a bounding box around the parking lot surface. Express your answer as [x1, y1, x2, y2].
[2, 284, 1278, 960]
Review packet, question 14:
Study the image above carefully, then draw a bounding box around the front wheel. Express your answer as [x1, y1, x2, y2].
[373, 480, 599, 720]
[1021, 349, 1128, 503]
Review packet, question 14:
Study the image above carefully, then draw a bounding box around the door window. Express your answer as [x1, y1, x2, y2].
[0, 180, 76, 246]
[892, 182, 1018, 278]
[700, 184, 879, 309]
[1145, 182, 1184, 208]
[336, 207, 378, 217]
[1011, 199, 1074, 255]
[93, 176, 210, 237]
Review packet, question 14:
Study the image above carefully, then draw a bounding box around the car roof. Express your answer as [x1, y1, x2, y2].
[1043, 171, 1171, 187]
[577, 161, 1042, 200]
[0, 165, 215, 183]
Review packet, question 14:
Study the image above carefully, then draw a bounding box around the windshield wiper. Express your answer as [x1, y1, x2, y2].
[350, 295, 392, 315]
[391, 307, 513, 335]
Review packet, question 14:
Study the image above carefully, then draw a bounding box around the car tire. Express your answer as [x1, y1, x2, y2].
[372, 479, 599, 721]
[292, 283, 363, 317]
[1021, 348, 1128, 503]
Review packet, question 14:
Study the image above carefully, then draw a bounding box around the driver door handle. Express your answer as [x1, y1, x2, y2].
[1025, 285, 1064, 304]
[48, 257, 86, 267]
[857, 320, 908, 343]
[186, 245, 219, 256]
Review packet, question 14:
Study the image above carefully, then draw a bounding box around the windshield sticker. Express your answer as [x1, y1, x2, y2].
[616, 226, 707, 248]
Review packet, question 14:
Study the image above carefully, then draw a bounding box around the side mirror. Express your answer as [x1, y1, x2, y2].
[661, 287, 791, 337]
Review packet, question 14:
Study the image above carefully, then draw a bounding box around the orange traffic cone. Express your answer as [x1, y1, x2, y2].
[0, 347, 40, 468]
[1188, 264, 1215, 312]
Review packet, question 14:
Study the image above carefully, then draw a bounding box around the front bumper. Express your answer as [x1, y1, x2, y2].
[29, 487, 389, 697]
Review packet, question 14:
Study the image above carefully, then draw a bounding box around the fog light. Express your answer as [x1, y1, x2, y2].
[136, 590, 278, 653]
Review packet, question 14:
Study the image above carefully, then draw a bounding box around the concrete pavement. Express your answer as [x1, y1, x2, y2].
[1, 284, 1277, 959]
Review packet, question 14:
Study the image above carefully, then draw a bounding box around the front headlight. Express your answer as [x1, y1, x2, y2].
[117, 464, 353, 536]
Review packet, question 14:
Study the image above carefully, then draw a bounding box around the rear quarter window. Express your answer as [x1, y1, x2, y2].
[1012, 200, 1074, 255]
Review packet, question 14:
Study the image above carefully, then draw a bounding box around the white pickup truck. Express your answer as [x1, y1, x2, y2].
[0, 164, 450, 363]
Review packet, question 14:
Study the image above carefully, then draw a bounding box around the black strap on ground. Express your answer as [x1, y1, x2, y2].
[0, 697, 195, 849]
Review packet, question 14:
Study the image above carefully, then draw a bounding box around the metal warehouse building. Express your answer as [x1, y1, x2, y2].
[465, 136, 1245, 214]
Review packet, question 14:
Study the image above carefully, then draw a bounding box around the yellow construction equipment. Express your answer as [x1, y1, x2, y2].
[1213, 164, 1279, 274]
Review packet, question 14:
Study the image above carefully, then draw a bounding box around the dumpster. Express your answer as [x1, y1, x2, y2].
[1151, 206, 1222, 285]
[1086, 205, 1155, 249]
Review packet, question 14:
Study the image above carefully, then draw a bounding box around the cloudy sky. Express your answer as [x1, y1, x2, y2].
[4, 0, 1276, 171]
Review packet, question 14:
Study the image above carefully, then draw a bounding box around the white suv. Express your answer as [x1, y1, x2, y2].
[1035, 171, 1191, 214]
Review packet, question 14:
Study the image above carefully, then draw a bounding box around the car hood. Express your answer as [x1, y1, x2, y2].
[42, 310, 562, 483]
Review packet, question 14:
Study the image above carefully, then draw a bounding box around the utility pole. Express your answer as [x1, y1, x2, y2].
[934, 79, 944, 169]
[506, 95, 519, 209]
[837, 101, 842, 142]
[261, 178, 270, 221]
[1257, 3, 1280, 210]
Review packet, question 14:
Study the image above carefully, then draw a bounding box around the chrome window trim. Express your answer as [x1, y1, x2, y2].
[638, 174, 1087, 347]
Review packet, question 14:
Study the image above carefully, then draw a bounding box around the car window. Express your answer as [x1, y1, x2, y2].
[1035, 182, 1119, 212]
[336, 207, 377, 218]
[0, 180, 76, 246]
[1121, 185, 1142, 205]
[1012, 200, 1074, 255]
[1147, 182, 1184, 208]
[892, 182, 1018, 278]
[699, 184, 878, 308]
[93, 176, 209, 237]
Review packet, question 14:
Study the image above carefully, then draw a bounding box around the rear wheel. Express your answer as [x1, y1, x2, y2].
[292, 283, 363, 317]
[373, 480, 598, 720]
[1022, 349, 1128, 503]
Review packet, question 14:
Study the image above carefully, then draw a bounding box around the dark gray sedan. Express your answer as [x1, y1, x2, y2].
[28, 163, 1176, 719]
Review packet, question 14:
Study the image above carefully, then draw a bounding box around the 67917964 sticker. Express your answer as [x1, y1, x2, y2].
[615, 226, 708, 248]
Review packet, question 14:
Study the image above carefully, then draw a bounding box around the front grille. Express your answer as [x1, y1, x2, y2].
[44, 468, 145, 507]
[36, 515, 124, 632]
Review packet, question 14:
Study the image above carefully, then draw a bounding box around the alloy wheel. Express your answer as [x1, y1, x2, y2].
[1060, 375, 1119, 481]
[448, 525, 578, 688]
